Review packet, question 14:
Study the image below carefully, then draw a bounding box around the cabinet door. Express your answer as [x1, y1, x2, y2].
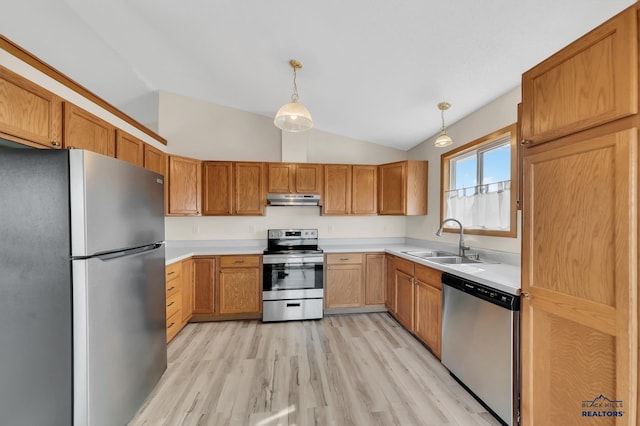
[202, 161, 233, 215]
[385, 255, 396, 314]
[218, 268, 261, 314]
[414, 280, 442, 358]
[64, 103, 115, 157]
[193, 257, 215, 315]
[352, 165, 378, 215]
[144, 144, 166, 176]
[325, 264, 363, 308]
[521, 125, 637, 425]
[0, 66, 62, 149]
[323, 164, 351, 215]
[115, 130, 144, 167]
[267, 163, 294, 193]
[295, 163, 323, 194]
[378, 162, 406, 215]
[364, 253, 385, 305]
[395, 270, 414, 331]
[167, 155, 201, 216]
[181, 258, 194, 324]
[521, 8, 637, 144]
[234, 162, 265, 215]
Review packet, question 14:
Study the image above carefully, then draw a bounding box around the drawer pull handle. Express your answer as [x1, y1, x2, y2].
[286, 303, 301, 307]
[167, 271, 175, 276]
[234, 260, 245, 264]
[339, 258, 349, 261]
[167, 301, 175, 307]
[167, 322, 175, 329]
[168, 286, 175, 292]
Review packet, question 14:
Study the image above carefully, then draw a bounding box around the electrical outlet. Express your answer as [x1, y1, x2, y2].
[327, 225, 333, 233]
[248, 225, 255, 233]
[192, 225, 200, 235]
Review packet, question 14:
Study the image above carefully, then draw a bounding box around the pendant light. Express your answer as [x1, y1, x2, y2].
[274, 59, 313, 132]
[434, 102, 453, 147]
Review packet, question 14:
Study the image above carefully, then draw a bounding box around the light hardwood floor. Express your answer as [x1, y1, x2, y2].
[130, 313, 501, 426]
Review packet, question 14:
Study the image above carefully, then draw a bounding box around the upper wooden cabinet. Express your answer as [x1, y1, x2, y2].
[115, 130, 144, 167]
[267, 163, 322, 194]
[378, 160, 428, 215]
[167, 155, 201, 216]
[144, 144, 166, 176]
[323, 164, 377, 215]
[521, 7, 638, 145]
[202, 161, 265, 216]
[64, 102, 116, 157]
[0, 66, 62, 149]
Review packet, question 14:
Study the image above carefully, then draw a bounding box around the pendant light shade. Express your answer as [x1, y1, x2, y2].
[435, 102, 453, 147]
[274, 59, 313, 132]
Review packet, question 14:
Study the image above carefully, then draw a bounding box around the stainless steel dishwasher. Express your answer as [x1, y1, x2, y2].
[441, 272, 520, 426]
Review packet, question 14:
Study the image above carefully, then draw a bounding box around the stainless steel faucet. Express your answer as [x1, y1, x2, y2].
[436, 218, 470, 257]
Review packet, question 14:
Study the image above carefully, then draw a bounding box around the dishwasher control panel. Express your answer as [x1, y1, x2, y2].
[442, 273, 520, 310]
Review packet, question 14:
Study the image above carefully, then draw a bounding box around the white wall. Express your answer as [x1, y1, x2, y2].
[159, 91, 408, 241]
[407, 86, 522, 254]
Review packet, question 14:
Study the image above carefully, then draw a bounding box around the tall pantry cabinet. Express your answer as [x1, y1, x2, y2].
[519, 5, 638, 425]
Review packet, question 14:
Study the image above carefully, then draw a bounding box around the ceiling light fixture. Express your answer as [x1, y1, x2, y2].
[274, 59, 313, 132]
[434, 102, 453, 147]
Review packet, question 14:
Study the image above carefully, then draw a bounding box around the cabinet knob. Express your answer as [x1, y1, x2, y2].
[521, 291, 530, 298]
[51, 140, 61, 147]
[521, 140, 531, 145]
[67, 146, 75, 149]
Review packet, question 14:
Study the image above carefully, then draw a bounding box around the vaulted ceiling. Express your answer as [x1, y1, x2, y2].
[2, 0, 635, 149]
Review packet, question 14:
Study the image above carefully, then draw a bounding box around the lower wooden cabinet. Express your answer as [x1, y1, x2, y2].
[218, 255, 262, 314]
[181, 258, 195, 325]
[395, 269, 414, 331]
[413, 264, 442, 358]
[364, 253, 385, 305]
[165, 261, 183, 343]
[193, 257, 216, 316]
[325, 253, 364, 309]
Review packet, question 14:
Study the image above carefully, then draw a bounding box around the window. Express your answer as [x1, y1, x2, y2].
[440, 123, 517, 238]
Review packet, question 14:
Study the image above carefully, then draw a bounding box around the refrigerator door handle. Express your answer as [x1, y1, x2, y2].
[74, 243, 163, 261]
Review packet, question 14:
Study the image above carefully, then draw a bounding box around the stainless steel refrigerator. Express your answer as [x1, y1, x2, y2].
[0, 149, 167, 426]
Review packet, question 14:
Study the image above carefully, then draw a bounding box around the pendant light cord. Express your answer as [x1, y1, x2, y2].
[291, 68, 299, 102]
[441, 108, 446, 131]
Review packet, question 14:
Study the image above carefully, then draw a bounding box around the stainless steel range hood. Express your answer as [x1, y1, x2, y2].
[267, 194, 321, 206]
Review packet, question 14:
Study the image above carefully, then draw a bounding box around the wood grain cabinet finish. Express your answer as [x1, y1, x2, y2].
[217, 255, 261, 315]
[325, 253, 364, 309]
[323, 164, 377, 215]
[394, 269, 414, 332]
[167, 155, 201, 216]
[193, 257, 215, 316]
[364, 253, 385, 305]
[143, 144, 166, 176]
[115, 130, 144, 167]
[413, 264, 442, 358]
[267, 163, 323, 194]
[385, 255, 396, 314]
[64, 102, 115, 157]
[378, 160, 428, 215]
[203, 161, 265, 216]
[521, 7, 637, 145]
[165, 262, 183, 343]
[0, 66, 62, 148]
[181, 258, 195, 325]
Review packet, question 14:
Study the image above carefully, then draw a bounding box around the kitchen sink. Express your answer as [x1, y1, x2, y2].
[403, 250, 456, 259]
[425, 256, 482, 264]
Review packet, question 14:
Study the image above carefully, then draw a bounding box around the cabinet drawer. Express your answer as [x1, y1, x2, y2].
[415, 264, 442, 289]
[166, 311, 181, 342]
[326, 253, 364, 265]
[394, 257, 414, 275]
[219, 255, 261, 268]
[166, 262, 182, 281]
[166, 291, 181, 320]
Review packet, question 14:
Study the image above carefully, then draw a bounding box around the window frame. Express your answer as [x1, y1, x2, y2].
[440, 123, 518, 238]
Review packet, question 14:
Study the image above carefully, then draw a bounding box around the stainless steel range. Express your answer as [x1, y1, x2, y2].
[262, 229, 324, 322]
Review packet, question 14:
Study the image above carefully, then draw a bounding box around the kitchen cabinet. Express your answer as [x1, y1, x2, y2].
[393, 257, 415, 331]
[165, 262, 183, 343]
[143, 144, 166, 176]
[413, 264, 442, 358]
[325, 253, 364, 308]
[181, 258, 194, 325]
[202, 161, 265, 216]
[193, 257, 215, 316]
[167, 155, 201, 216]
[64, 102, 115, 157]
[521, 7, 637, 145]
[115, 130, 144, 167]
[0, 66, 63, 149]
[385, 255, 396, 314]
[323, 164, 377, 215]
[364, 253, 385, 305]
[267, 163, 323, 194]
[217, 255, 261, 314]
[519, 5, 640, 424]
[378, 160, 428, 215]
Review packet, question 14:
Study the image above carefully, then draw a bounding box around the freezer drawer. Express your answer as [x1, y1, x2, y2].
[263, 298, 323, 322]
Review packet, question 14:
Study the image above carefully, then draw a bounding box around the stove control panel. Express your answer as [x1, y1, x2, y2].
[268, 229, 318, 239]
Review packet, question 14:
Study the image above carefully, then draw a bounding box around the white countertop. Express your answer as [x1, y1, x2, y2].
[165, 240, 521, 296]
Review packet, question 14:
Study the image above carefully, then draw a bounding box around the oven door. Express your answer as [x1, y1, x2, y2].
[263, 255, 323, 300]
